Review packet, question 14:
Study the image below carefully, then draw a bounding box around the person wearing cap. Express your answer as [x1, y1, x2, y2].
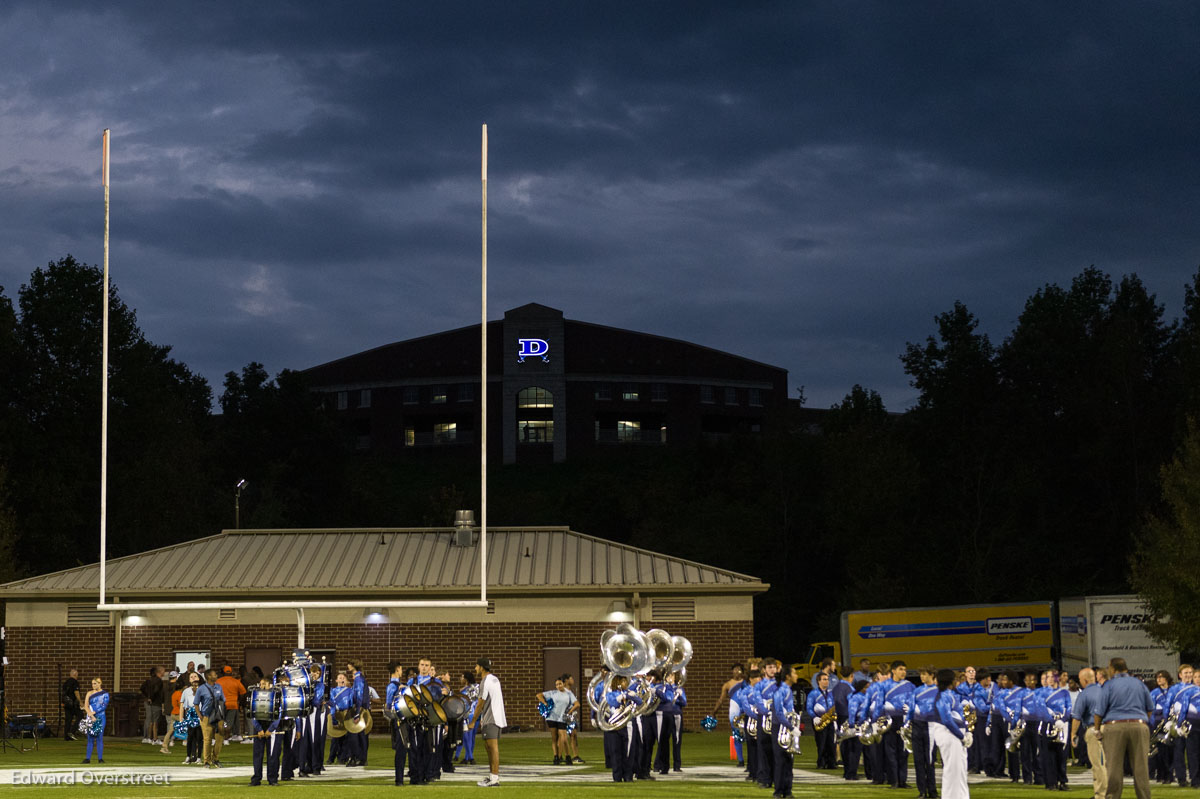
[218, 665, 247, 742]
[474, 658, 506, 787]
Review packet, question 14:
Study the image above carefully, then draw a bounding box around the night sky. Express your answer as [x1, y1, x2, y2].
[2, 2, 1198, 409]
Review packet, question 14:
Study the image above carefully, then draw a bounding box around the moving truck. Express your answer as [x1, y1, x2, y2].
[794, 601, 1058, 688]
[1059, 594, 1180, 680]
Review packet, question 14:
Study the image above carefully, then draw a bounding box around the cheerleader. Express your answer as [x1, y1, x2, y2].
[932, 669, 970, 799]
[180, 671, 203, 764]
[454, 671, 480, 765]
[82, 677, 110, 763]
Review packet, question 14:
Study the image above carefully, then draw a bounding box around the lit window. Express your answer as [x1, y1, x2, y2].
[459, 384, 474, 402]
[519, 420, 554, 443]
[360, 389, 371, 408]
[618, 420, 641, 442]
[595, 385, 612, 401]
[402, 386, 419, 405]
[405, 427, 415, 447]
[725, 387, 738, 405]
[622, 385, 639, 401]
[660, 425, 668, 443]
[337, 391, 348, 411]
[434, 423, 457, 444]
[700, 386, 714, 404]
[749, 388, 763, 407]
[518, 386, 553, 408]
[432, 386, 448, 404]
[651, 383, 668, 402]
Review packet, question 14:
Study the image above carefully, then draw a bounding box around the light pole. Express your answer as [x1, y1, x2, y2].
[235, 479, 247, 529]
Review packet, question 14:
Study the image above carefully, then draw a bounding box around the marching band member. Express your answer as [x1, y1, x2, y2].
[1041, 670, 1071, 791]
[864, 664, 890, 784]
[971, 671, 993, 775]
[712, 663, 747, 768]
[910, 667, 939, 799]
[386, 662, 408, 786]
[308, 662, 328, 775]
[956, 665, 982, 774]
[249, 676, 279, 787]
[345, 659, 368, 767]
[635, 670, 658, 780]
[1171, 667, 1200, 788]
[605, 674, 642, 782]
[417, 658, 446, 782]
[833, 666, 854, 768]
[1168, 664, 1196, 787]
[986, 671, 1013, 779]
[880, 660, 914, 789]
[1003, 671, 1028, 783]
[1018, 672, 1042, 784]
[750, 659, 780, 790]
[932, 669, 970, 799]
[843, 679, 869, 781]
[1149, 670, 1173, 783]
[806, 671, 837, 769]
[81, 677, 110, 764]
[653, 670, 685, 773]
[770, 665, 799, 799]
[454, 671, 480, 765]
[327, 672, 351, 765]
[735, 668, 761, 782]
[275, 671, 297, 781]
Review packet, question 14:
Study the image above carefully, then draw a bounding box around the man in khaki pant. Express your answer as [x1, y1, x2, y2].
[1072, 668, 1106, 799]
[195, 669, 227, 769]
[1092, 658, 1155, 799]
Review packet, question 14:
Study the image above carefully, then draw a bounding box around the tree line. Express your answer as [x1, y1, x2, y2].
[1, 256, 1197, 659]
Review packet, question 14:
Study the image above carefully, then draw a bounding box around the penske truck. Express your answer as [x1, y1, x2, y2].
[793, 601, 1059, 688]
[1058, 594, 1180, 681]
[793, 595, 1176, 688]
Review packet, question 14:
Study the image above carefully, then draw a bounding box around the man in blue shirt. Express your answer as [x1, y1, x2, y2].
[1072, 667, 1106, 799]
[1092, 658, 1154, 799]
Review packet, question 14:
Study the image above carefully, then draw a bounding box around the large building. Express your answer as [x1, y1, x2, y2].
[0, 525, 765, 733]
[301, 303, 789, 463]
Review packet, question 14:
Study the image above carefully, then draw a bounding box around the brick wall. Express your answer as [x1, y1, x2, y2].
[5, 620, 752, 733]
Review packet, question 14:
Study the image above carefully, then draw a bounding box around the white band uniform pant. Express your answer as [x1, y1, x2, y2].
[930, 721, 969, 799]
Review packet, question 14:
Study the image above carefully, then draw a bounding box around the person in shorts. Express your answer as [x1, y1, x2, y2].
[474, 658, 506, 787]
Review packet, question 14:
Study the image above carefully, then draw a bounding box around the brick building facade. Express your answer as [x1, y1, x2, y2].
[0, 526, 764, 734]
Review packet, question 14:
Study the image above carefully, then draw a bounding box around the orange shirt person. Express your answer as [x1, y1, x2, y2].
[217, 667, 248, 741]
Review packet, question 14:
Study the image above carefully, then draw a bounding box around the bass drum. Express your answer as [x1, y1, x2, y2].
[279, 686, 308, 719]
[250, 688, 280, 722]
[442, 696, 466, 722]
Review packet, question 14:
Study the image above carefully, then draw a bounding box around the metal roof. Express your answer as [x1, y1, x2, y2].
[0, 527, 767, 599]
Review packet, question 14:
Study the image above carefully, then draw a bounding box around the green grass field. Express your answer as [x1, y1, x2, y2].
[0, 730, 1184, 797]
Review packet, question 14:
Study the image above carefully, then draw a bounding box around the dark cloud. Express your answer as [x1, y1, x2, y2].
[1, 1, 1199, 411]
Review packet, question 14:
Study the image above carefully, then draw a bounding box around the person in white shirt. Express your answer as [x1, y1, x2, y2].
[474, 658, 506, 787]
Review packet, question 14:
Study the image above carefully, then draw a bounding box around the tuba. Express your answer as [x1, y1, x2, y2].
[645, 629, 674, 672]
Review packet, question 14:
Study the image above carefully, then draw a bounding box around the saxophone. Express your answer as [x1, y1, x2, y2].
[815, 704, 837, 731]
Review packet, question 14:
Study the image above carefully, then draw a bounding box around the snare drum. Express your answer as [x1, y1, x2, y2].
[279, 685, 309, 719]
[282, 665, 312, 691]
[250, 688, 280, 722]
[392, 691, 420, 721]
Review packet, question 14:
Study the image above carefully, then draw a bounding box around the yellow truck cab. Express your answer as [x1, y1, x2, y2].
[791, 641, 841, 690]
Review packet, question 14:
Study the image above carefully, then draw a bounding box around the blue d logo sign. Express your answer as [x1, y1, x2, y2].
[517, 338, 549, 363]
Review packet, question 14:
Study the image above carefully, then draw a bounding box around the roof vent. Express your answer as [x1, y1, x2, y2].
[453, 510, 476, 546]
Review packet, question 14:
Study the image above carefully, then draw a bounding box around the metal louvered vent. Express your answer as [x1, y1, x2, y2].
[651, 598, 695, 622]
[486, 601, 496, 615]
[218, 609, 237, 621]
[67, 604, 111, 627]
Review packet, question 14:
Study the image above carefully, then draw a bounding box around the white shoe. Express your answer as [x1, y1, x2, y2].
[242, 738, 254, 744]
[142, 738, 152, 744]
[477, 775, 500, 787]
